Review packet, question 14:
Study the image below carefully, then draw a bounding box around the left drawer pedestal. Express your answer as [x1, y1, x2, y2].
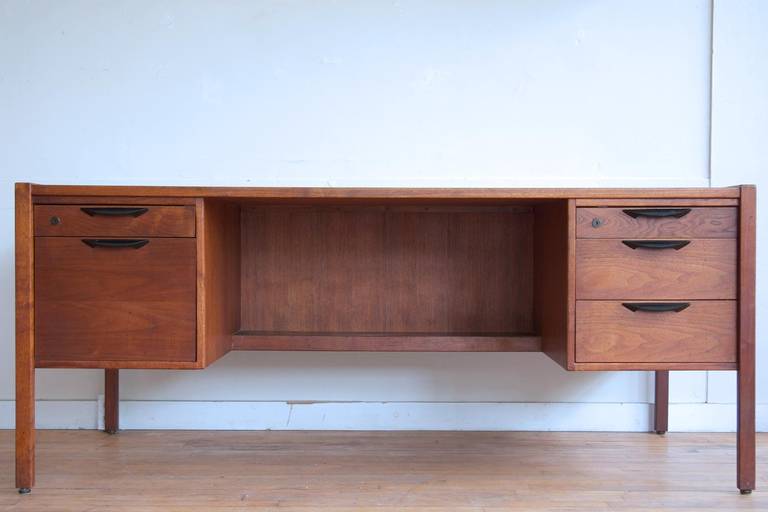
[33, 203, 198, 368]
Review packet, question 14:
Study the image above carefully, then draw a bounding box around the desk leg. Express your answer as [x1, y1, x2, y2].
[654, 371, 669, 435]
[738, 365, 756, 494]
[15, 353, 34, 494]
[104, 369, 119, 434]
[737, 185, 756, 495]
[15, 183, 34, 494]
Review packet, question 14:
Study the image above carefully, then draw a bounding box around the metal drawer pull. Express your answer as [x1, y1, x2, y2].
[622, 208, 691, 219]
[82, 239, 149, 249]
[622, 302, 690, 313]
[81, 207, 149, 217]
[622, 240, 690, 250]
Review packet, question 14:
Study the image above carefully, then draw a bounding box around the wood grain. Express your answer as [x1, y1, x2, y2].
[104, 370, 119, 434]
[35, 359, 204, 369]
[654, 371, 669, 434]
[197, 199, 240, 366]
[34, 205, 195, 237]
[15, 183, 35, 491]
[566, 200, 577, 369]
[576, 207, 737, 239]
[572, 361, 736, 371]
[232, 333, 541, 352]
[240, 206, 534, 335]
[575, 301, 736, 363]
[737, 185, 756, 493]
[533, 200, 571, 369]
[33, 196, 197, 205]
[385, 208, 533, 333]
[1, 430, 766, 509]
[574, 198, 739, 207]
[576, 239, 737, 300]
[29, 183, 742, 199]
[35, 237, 197, 363]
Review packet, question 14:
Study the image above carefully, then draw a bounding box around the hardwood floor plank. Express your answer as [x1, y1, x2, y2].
[1, 430, 765, 510]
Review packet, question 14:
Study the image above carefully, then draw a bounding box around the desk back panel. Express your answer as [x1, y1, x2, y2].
[240, 205, 534, 335]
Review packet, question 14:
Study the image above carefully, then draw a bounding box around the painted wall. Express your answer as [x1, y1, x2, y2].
[707, 0, 768, 418]
[0, 0, 763, 431]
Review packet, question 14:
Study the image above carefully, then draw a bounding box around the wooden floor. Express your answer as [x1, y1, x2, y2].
[1, 431, 765, 511]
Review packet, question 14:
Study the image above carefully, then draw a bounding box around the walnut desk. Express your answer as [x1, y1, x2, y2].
[14, 183, 756, 494]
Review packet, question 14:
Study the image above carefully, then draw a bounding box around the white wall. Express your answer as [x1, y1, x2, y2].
[0, 0, 764, 431]
[707, 0, 768, 415]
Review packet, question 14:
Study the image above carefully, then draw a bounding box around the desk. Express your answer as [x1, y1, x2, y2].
[14, 183, 756, 494]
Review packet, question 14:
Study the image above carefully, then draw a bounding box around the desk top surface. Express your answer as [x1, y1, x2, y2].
[25, 184, 745, 200]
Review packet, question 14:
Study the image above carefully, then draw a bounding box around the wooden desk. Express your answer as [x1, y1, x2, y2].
[14, 183, 756, 494]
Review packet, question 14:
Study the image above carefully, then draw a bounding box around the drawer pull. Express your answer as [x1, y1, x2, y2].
[82, 239, 149, 249]
[81, 207, 149, 217]
[622, 240, 690, 250]
[622, 302, 690, 313]
[622, 208, 691, 219]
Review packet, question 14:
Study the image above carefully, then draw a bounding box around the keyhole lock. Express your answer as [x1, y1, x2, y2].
[50, 216, 62, 226]
[591, 217, 603, 228]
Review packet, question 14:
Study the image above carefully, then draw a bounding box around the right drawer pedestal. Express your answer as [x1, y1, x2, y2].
[574, 206, 737, 367]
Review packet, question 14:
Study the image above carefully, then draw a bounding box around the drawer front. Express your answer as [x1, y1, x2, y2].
[35, 237, 197, 363]
[576, 239, 736, 299]
[34, 205, 195, 237]
[576, 301, 736, 363]
[576, 207, 737, 239]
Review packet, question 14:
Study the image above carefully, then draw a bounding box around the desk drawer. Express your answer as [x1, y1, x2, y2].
[34, 237, 197, 363]
[575, 300, 736, 363]
[576, 238, 736, 300]
[576, 207, 737, 239]
[34, 205, 195, 237]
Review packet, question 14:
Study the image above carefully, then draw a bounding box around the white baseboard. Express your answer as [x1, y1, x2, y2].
[1, 400, 767, 432]
[0, 400, 99, 430]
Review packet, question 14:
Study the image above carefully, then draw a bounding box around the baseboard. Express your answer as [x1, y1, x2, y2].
[0, 400, 99, 429]
[1, 400, 766, 431]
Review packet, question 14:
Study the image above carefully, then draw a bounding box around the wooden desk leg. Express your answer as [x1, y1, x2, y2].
[15, 183, 34, 494]
[737, 185, 756, 495]
[654, 371, 669, 435]
[104, 369, 119, 434]
[15, 351, 34, 494]
[738, 365, 755, 494]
